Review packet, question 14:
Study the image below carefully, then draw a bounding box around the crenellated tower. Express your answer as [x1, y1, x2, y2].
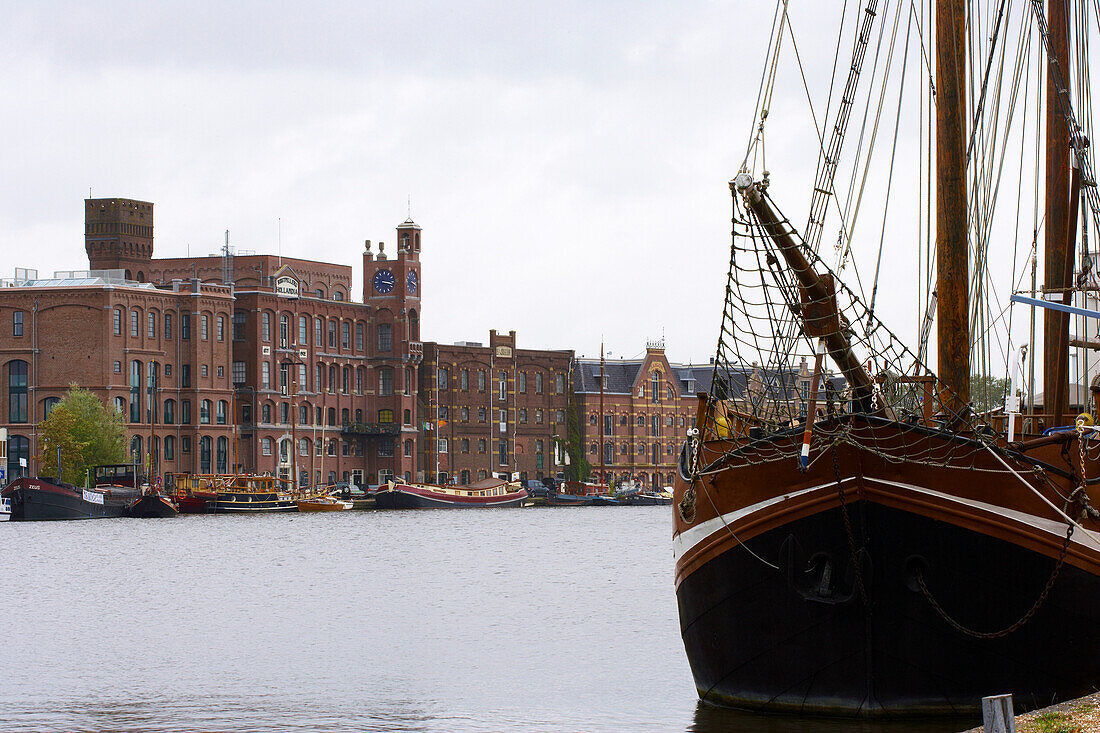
[84, 198, 155, 280]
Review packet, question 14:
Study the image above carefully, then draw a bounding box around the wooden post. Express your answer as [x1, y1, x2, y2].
[981, 694, 1016, 733]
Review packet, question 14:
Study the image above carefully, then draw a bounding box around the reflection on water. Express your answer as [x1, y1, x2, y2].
[0, 509, 981, 733]
[690, 702, 976, 733]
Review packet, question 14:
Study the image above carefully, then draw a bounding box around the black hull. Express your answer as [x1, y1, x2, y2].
[7, 486, 130, 520]
[127, 495, 179, 518]
[677, 501, 1100, 716]
[214, 491, 298, 513]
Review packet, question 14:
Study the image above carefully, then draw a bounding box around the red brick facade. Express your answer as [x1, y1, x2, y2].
[571, 346, 695, 489]
[419, 330, 572, 485]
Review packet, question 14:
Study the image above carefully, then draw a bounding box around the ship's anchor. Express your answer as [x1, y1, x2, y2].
[779, 534, 868, 605]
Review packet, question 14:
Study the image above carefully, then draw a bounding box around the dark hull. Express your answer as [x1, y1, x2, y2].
[214, 491, 298, 513]
[6, 485, 131, 520]
[127, 495, 179, 518]
[374, 487, 529, 509]
[622, 493, 672, 506]
[677, 500, 1100, 716]
[546, 492, 600, 506]
[176, 495, 216, 514]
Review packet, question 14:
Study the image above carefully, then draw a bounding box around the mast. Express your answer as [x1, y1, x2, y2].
[935, 0, 969, 418]
[1044, 0, 1072, 424]
[599, 341, 605, 487]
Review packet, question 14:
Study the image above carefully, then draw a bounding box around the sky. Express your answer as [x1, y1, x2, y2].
[0, 0, 796, 365]
[0, 2, 1073, 381]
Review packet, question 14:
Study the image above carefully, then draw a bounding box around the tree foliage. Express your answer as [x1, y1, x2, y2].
[970, 373, 1010, 413]
[564, 402, 593, 482]
[37, 384, 127, 485]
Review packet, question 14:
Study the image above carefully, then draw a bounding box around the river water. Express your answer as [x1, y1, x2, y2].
[0, 507, 975, 732]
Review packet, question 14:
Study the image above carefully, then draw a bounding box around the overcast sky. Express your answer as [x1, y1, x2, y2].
[2, 1, 804, 364]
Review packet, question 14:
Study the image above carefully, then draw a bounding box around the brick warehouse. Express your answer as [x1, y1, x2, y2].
[419, 330, 573, 485]
[1, 197, 424, 485]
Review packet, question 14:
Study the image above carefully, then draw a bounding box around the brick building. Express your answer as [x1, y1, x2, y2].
[0, 269, 235, 481]
[1, 196, 424, 486]
[570, 342, 696, 489]
[419, 330, 572, 485]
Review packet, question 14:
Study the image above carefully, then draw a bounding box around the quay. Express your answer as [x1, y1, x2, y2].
[961, 692, 1100, 732]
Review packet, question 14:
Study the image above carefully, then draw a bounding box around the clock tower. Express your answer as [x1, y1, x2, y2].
[363, 217, 422, 308]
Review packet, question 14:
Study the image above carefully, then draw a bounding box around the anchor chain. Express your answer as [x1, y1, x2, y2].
[832, 442, 869, 606]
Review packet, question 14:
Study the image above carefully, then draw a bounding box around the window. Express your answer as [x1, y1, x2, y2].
[300, 404, 310, 425]
[165, 364, 171, 377]
[315, 362, 323, 393]
[262, 438, 273, 456]
[536, 409, 544, 424]
[262, 404, 271, 424]
[129, 361, 142, 423]
[379, 367, 394, 396]
[477, 407, 486, 422]
[201, 364, 208, 377]
[131, 309, 140, 337]
[217, 437, 228, 473]
[519, 409, 527, 424]
[164, 399, 175, 424]
[295, 315, 307, 346]
[315, 317, 323, 346]
[233, 361, 246, 385]
[378, 439, 394, 457]
[42, 396, 60, 419]
[262, 312, 271, 342]
[356, 367, 364, 394]
[217, 400, 227, 425]
[460, 470, 470, 485]
[233, 310, 245, 340]
[439, 438, 449, 454]
[342, 366, 349, 394]
[498, 439, 508, 465]
[556, 374, 565, 394]
[378, 323, 392, 352]
[181, 400, 191, 424]
[652, 371, 660, 403]
[638, 443, 646, 455]
[461, 369, 469, 391]
[147, 312, 156, 338]
[181, 314, 191, 340]
[180, 436, 191, 454]
[328, 365, 336, 391]
[300, 439, 309, 457]
[478, 438, 487, 454]
[555, 410, 564, 423]
[9, 311, 22, 338]
[404, 409, 411, 425]
[404, 439, 413, 457]
[461, 438, 470, 453]
[666, 415, 674, 427]
[164, 436, 175, 461]
[518, 372, 526, 393]
[355, 323, 364, 351]
[261, 362, 270, 390]
[652, 415, 659, 437]
[438, 367, 449, 390]
[113, 308, 122, 336]
[217, 315, 225, 341]
[165, 313, 172, 340]
[620, 415, 627, 425]
[114, 361, 122, 374]
[342, 322, 350, 349]
[535, 373, 543, 394]
[605, 442, 615, 464]
[379, 409, 394, 423]
[475, 369, 486, 392]
[281, 402, 290, 424]
[200, 400, 211, 424]
[498, 371, 507, 400]
[439, 405, 449, 420]
[461, 407, 469, 422]
[604, 415, 613, 436]
[200, 314, 209, 340]
[328, 320, 336, 348]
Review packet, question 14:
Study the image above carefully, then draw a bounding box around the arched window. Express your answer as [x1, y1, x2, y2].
[315, 362, 324, 393]
[280, 439, 290, 461]
[341, 408, 350, 425]
[280, 402, 289, 424]
[327, 407, 336, 426]
[535, 373, 543, 394]
[114, 396, 126, 415]
[328, 365, 337, 392]
[130, 308, 141, 337]
[200, 399, 211, 424]
[200, 437, 212, 472]
[341, 321, 350, 349]
[279, 314, 289, 348]
[460, 469, 470, 485]
[409, 310, 420, 341]
[216, 437, 228, 473]
[355, 323, 364, 351]
[262, 312, 271, 342]
[131, 435, 143, 462]
[262, 438, 273, 456]
[404, 439, 413, 457]
[379, 367, 394, 396]
[216, 400, 227, 425]
[342, 366, 349, 393]
[43, 396, 60, 420]
[164, 399, 175, 424]
[7, 434, 29, 478]
[651, 371, 660, 403]
[129, 361, 142, 423]
[164, 435, 175, 461]
[355, 408, 363, 423]
[356, 367, 364, 394]
[262, 403, 271, 424]
[300, 404, 309, 425]
[300, 438, 310, 457]
[328, 319, 337, 348]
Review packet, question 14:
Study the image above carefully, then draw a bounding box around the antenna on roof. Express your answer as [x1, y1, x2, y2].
[278, 217, 282, 266]
[407, 195, 411, 219]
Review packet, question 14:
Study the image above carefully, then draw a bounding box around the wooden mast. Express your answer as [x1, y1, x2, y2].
[935, 0, 969, 418]
[1044, 0, 1072, 424]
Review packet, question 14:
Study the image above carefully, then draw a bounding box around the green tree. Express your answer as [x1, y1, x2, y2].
[563, 402, 592, 482]
[970, 373, 1010, 413]
[37, 384, 127, 485]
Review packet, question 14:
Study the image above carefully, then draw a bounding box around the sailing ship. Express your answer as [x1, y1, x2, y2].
[673, 1, 1100, 717]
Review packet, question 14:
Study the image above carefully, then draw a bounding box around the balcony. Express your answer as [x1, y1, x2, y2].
[404, 341, 424, 365]
[341, 422, 401, 437]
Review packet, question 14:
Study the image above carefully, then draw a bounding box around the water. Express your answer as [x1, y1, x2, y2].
[0, 508, 975, 732]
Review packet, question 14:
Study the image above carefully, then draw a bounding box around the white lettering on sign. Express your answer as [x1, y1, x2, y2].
[82, 489, 105, 505]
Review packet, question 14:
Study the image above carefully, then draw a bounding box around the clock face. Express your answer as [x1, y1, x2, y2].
[373, 269, 396, 294]
[407, 270, 418, 294]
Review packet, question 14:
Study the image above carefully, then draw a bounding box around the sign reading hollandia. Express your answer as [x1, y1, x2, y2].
[273, 265, 300, 299]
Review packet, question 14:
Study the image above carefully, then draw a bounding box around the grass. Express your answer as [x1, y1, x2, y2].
[1021, 711, 1079, 733]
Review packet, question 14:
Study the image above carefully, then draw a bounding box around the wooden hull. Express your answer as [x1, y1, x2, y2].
[673, 415, 1100, 716]
[374, 485, 530, 509]
[297, 498, 351, 512]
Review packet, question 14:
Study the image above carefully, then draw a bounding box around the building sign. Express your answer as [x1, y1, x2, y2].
[495, 346, 512, 358]
[275, 275, 300, 299]
[82, 489, 105, 505]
